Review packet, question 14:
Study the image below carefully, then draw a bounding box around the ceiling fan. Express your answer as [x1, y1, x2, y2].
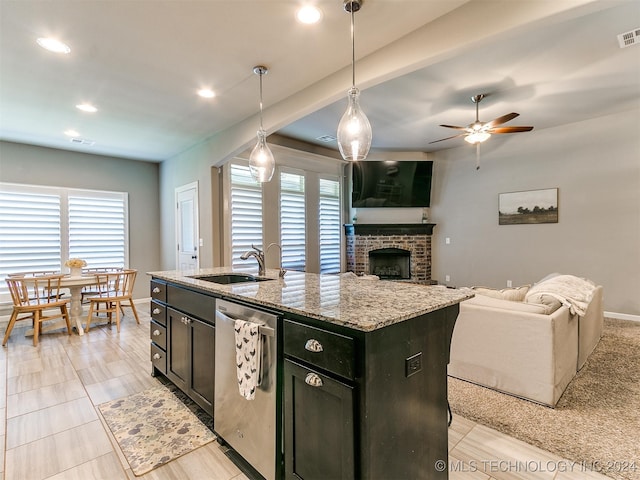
[429, 94, 534, 169]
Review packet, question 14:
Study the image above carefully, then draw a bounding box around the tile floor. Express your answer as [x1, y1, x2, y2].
[0, 304, 609, 480]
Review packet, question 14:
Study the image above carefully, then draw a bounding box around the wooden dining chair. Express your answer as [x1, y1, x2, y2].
[3, 274, 72, 346]
[85, 269, 140, 333]
[80, 267, 122, 304]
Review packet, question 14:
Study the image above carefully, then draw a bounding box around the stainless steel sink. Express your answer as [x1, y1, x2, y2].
[189, 273, 272, 284]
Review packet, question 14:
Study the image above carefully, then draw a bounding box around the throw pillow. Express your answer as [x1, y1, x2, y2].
[525, 293, 563, 314]
[471, 285, 530, 302]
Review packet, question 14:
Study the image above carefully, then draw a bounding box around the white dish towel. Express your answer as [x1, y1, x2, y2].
[234, 319, 262, 400]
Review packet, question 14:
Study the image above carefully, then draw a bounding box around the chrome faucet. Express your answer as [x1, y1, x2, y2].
[265, 243, 287, 278]
[240, 243, 286, 277]
[240, 245, 266, 276]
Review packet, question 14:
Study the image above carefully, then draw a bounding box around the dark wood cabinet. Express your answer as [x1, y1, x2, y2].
[150, 279, 216, 417]
[150, 299, 168, 375]
[167, 307, 190, 390]
[166, 307, 215, 415]
[284, 359, 355, 480]
[283, 304, 458, 480]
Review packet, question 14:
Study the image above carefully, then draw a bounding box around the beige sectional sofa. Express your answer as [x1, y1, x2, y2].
[448, 275, 604, 407]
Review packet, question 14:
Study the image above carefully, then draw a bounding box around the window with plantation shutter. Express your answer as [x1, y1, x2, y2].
[227, 158, 342, 275]
[0, 189, 62, 280]
[319, 178, 341, 274]
[69, 194, 126, 268]
[230, 164, 263, 268]
[0, 183, 128, 301]
[280, 171, 306, 271]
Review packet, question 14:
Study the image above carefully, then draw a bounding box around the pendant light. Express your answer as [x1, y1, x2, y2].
[249, 65, 275, 182]
[337, 0, 372, 161]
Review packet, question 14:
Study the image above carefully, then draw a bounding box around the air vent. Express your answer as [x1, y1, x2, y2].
[316, 134, 337, 143]
[69, 137, 95, 146]
[617, 28, 640, 48]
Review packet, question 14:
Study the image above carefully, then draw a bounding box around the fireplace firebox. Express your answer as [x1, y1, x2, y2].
[368, 248, 410, 279]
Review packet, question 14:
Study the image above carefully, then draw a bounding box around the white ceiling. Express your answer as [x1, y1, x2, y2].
[1, 1, 638, 162]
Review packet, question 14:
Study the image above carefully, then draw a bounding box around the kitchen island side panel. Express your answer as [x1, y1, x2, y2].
[360, 304, 459, 479]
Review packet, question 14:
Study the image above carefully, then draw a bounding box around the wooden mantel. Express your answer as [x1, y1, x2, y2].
[344, 223, 436, 236]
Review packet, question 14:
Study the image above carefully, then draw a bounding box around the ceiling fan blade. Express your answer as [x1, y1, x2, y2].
[428, 133, 466, 144]
[489, 126, 534, 133]
[485, 112, 519, 128]
[439, 124, 468, 131]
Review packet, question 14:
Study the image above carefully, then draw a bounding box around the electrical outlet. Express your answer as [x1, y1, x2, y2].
[507, 280, 513, 287]
[405, 352, 422, 377]
[445, 275, 450, 282]
[445, 237, 451, 245]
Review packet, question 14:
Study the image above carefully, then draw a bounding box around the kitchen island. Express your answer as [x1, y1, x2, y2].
[148, 268, 473, 480]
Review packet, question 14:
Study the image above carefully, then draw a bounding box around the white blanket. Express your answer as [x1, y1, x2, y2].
[525, 274, 596, 316]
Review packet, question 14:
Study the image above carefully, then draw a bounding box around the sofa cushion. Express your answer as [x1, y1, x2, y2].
[464, 294, 552, 315]
[472, 285, 530, 302]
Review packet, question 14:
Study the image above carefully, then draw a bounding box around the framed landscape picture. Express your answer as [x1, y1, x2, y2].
[499, 188, 558, 225]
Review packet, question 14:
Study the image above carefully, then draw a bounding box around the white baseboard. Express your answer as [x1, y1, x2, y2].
[605, 311, 640, 322]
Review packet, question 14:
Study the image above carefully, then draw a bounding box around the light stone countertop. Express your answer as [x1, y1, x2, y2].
[148, 268, 474, 332]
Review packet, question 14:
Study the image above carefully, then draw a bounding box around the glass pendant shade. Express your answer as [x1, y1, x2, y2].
[337, 87, 372, 161]
[249, 128, 275, 182]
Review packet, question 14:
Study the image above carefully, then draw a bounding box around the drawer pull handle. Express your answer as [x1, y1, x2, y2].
[305, 373, 323, 388]
[152, 287, 161, 293]
[304, 339, 323, 353]
[153, 329, 161, 336]
[152, 308, 161, 315]
[153, 353, 161, 360]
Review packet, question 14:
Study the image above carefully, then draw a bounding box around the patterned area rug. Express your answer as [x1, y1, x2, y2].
[449, 318, 640, 480]
[99, 385, 216, 476]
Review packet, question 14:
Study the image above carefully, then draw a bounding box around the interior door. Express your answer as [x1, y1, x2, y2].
[176, 182, 199, 270]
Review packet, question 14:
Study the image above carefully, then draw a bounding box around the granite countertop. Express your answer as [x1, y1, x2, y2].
[148, 268, 474, 332]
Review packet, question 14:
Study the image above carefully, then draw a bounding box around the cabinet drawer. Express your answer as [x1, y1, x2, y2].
[151, 343, 167, 374]
[150, 300, 166, 326]
[284, 320, 355, 380]
[167, 284, 216, 324]
[150, 320, 167, 350]
[150, 280, 167, 303]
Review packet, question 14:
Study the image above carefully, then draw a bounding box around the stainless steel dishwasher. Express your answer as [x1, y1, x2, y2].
[215, 299, 278, 480]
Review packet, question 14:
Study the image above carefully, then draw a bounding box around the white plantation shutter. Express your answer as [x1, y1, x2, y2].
[319, 178, 341, 273]
[0, 183, 128, 300]
[230, 164, 263, 268]
[280, 171, 306, 271]
[0, 189, 62, 280]
[69, 195, 127, 268]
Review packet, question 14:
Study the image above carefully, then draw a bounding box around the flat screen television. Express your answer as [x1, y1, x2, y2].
[351, 160, 433, 208]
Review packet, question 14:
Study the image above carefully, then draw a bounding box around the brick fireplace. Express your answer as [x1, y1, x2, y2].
[345, 223, 435, 283]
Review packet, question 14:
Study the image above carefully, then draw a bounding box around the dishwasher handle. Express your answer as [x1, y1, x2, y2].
[216, 308, 275, 337]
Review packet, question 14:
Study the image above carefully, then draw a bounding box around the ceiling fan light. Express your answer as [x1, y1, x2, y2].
[249, 128, 275, 182]
[465, 131, 491, 144]
[37, 37, 71, 54]
[337, 87, 372, 161]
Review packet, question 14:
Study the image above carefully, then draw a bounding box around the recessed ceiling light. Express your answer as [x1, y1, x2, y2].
[198, 88, 215, 98]
[76, 103, 97, 113]
[297, 5, 323, 24]
[64, 129, 80, 137]
[36, 37, 71, 54]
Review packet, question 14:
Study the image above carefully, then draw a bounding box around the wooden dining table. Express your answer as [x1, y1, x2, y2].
[25, 273, 98, 337]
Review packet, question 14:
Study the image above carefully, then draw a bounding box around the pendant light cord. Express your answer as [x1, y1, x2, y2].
[259, 71, 265, 129]
[350, 7, 356, 88]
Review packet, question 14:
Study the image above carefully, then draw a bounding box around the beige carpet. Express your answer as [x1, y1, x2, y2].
[448, 318, 640, 480]
[99, 385, 216, 476]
